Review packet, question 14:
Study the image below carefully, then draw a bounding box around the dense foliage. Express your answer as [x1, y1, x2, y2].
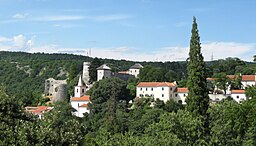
[186, 17, 209, 117]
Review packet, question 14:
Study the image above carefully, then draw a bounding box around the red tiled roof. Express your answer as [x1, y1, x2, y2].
[242, 75, 255, 81]
[71, 95, 90, 101]
[227, 75, 255, 81]
[25, 106, 52, 115]
[177, 88, 189, 93]
[207, 78, 217, 81]
[79, 103, 88, 107]
[231, 90, 245, 94]
[118, 71, 129, 74]
[137, 82, 176, 87]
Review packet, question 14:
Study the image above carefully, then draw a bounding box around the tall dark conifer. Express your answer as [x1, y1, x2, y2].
[186, 17, 209, 117]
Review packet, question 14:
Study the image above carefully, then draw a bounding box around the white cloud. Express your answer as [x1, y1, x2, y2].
[33, 15, 84, 21]
[90, 14, 132, 21]
[0, 34, 34, 51]
[12, 13, 28, 19]
[13, 34, 26, 47]
[0, 35, 255, 62]
[0, 36, 12, 42]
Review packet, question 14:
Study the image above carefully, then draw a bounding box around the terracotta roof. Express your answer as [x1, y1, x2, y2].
[227, 75, 255, 81]
[207, 78, 217, 81]
[118, 71, 129, 74]
[71, 95, 90, 101]
[130, 63, 143, 69]
[177, 88, 189, 93]
[25, 106, 52, 115]
[79, 103, 88, 107]
[242, 75, 255, 81]
[231, 90, 245, 94]
[137, 82, 176, 87]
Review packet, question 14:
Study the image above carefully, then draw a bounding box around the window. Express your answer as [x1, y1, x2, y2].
[82, 89, 85, 93]
[135, 70, 137, 72]
[175, 94, 178, 97]
[170, 87, 172, 91]
[162, 87, 164, 90]
[237, 96, 239, 99]
[139, 94, 144, 97]
[184, 94, 186, 97]
[140, 88, 142, 91]
[146, 88, 148, 91]
[162, 94, 164, 97]
[77, 89, 79, 93]
[150, 94, 154, 97]
[151, 88, 153, 91]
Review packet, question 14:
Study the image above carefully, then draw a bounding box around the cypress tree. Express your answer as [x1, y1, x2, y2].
[186, 17, 209, 117]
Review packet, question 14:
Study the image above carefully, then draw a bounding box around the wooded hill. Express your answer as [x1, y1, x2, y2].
[0, 51, 255, 106]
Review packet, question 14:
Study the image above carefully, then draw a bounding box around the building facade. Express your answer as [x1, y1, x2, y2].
[129, 63, 143, 78]
[70, 75, 90, 117]
[174, 88, 188, 104]
[136, 82, 177, 102]
[97, 64, 112, 81]
[231, 90, 247, 103]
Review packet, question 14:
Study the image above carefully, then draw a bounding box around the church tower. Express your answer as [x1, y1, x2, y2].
[74, 75, 87, 97]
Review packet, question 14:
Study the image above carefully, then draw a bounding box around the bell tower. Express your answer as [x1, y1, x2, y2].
[74, 75, 87, 97]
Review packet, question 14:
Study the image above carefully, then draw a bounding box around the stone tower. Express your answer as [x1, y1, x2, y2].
[52, 84, 67, 102]
[74, 75, 87, 97]
[82, 62, 90, 85]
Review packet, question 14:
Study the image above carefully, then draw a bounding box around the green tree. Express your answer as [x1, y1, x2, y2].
[87, 78, 130, 133]
[89, 57, 101, 83]
[139, 65, 166, 82]
[253, 55, 256, 62]
[186, 17, 209, 117]
[213, 72, 231, 95]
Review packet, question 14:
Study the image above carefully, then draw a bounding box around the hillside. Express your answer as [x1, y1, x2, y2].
[0, 51, 255, 105]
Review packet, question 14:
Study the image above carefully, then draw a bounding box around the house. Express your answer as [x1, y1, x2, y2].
[241, 75, 256, 88]
[129, 63, 143, 78]
[174, 88, 188, 104]
[70, 75, 91, 117]
[25, 106, 53, 119]
[70, 95, 90, 117]
[136, 82, 177, 102]
[231, 90, 247, 103]
[97, 64, 112, 81]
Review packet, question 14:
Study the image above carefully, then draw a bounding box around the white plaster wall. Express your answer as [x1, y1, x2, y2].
[97, 70, 112, 81]
[74, 86, 86, 97]
[71, 101, 89, 112]
[174, 93, 187, 104]
[231, 93, 247, 103]
[129, 69, 140, 78]
[78, 107, 90, 117]
[209, 94, 227, 101]
[136, 86, 174, 102]
[241, 81, 255, 89]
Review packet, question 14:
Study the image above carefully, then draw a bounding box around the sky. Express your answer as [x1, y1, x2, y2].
[0, 0, 255, 62]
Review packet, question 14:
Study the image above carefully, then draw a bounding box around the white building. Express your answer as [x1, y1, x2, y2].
[241, 75, 256, 88]
[174, 88, 188, 104]
[231, 90, 247, 103]
[70, 75, 90, 117]
[129, 63, 143, 78]
[136, 82, 177, 102]
[74, 75, 87, 98]
[70, 95, 90, 117]
[97, 64, 112, 81]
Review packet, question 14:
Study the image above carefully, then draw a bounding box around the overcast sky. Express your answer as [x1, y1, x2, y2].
[0, 0, 255, 62]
